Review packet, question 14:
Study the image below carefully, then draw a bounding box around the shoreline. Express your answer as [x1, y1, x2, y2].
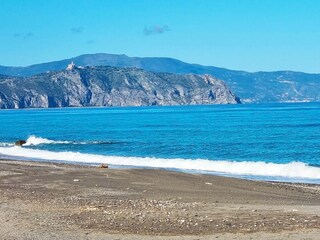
[0, 152, 320, 185]
[2, 158, 320, 193]
[1, 155, 320, 185]
[0, 158, 320, 239]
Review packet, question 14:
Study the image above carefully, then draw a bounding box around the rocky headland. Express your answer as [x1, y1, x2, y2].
[0, 64, 240, 109]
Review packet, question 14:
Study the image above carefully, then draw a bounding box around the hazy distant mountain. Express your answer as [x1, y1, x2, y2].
[0, 53, 320, 103]
[0, 65, 240, 109]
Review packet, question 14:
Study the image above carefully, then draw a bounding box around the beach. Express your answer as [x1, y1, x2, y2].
[0, 159, 319, 239]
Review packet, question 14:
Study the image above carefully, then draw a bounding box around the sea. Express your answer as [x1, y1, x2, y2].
[0, 103, 319, 184]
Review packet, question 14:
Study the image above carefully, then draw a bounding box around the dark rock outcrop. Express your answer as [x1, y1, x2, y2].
[15, 140, 26, 146]
[0, 66, 240, 109]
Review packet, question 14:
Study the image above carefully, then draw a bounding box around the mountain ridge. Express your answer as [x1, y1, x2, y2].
[0, 53, 320, 103]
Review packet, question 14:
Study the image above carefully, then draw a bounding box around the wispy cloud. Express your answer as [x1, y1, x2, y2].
[71, 27, 84, 34]
[143, 25, 170, 36]
[13, 33, 21, 38]
[24, 32, 34, 39]
[13, 32, 34, 39]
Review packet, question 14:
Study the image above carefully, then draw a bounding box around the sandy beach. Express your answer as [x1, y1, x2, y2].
[0, 159, 319, 240]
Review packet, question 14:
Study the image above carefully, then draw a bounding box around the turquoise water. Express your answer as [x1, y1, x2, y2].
[0, 103, 320, 183]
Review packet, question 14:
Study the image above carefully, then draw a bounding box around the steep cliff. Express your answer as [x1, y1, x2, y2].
[0, 66, 240, 109]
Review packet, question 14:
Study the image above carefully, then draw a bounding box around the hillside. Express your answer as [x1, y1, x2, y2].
[0, 53, 319, 103]
[0, 65, 240, 109]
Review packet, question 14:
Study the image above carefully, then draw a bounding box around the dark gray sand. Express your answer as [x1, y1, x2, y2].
[0, 159, 319, 239]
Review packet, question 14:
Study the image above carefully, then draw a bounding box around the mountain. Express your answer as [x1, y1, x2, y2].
[0, 53, 320, 103]
[0, 65, 240, 109]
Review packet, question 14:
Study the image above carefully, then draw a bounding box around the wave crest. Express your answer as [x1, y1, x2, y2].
[24, 135, 70, 146]
[23, 135, 114, 146]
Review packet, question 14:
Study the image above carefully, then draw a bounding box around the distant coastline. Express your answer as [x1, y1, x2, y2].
[1, 53, 319, 104]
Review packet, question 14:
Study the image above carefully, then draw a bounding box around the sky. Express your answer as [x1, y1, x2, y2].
[1, 0, 320, 73]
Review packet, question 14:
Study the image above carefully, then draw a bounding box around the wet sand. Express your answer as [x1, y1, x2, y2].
[0, 159, 319, 239]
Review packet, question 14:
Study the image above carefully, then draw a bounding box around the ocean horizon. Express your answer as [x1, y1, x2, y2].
[0, 102, 319, 184]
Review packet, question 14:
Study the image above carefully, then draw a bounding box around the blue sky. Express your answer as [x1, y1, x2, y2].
[1, 0, 320, 72]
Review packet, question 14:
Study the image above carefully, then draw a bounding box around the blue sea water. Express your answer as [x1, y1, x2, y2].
[0, 103, 319, 183]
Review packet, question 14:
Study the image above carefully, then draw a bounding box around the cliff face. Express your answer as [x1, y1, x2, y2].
[0, 66, 240, 109]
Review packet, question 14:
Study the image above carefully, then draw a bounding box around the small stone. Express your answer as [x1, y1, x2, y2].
[73, 179, 80, 182]
[99, 164, 108, 168]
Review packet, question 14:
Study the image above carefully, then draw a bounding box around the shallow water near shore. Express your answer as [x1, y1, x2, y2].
[0, 103, 320, 183]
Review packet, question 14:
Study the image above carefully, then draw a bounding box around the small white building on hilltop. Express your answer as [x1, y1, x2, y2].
[66, 61, 76, 70]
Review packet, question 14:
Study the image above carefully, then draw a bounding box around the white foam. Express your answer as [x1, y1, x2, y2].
[24, 135, 71, 146]
[0, 146, 320, 180]
[0, 142, 14, 147]
[23, 135, 111, 146]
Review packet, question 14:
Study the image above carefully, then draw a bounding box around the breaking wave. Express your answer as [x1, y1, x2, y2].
[23, 135, 114, 146]
[0, 142, 14, 147]
[24, 136, 70, 146]
[0, 146, 320, 180]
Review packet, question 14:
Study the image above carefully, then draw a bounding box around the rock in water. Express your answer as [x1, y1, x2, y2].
[15, 140, 26, 146]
